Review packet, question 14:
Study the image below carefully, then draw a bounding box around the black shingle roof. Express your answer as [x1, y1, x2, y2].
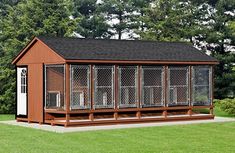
[37, 36, 218, 62]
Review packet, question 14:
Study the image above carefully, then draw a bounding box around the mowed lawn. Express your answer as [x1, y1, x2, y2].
[0, 106, 234, 153]
[0, 114, 15, 121]
[0, 114, 235, 153]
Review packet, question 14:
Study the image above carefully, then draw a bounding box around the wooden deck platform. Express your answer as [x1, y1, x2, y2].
[42, 105, 214, 127]
[44, 114, 214, 127]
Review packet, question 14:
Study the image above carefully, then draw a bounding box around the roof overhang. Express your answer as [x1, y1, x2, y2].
[65, 59, 219, 65]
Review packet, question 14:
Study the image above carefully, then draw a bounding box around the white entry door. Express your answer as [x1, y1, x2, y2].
[17, 67, 27, 116]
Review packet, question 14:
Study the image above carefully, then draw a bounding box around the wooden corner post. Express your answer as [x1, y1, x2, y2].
[163, 65, 168, 118]
[90, 64, 94, 121]
[210, 66, 214, 115]
[65, 64, 70, 127]
[137, 65, 141, 119]
[188, 66, 192, 116]
[114, 65, 118, 120]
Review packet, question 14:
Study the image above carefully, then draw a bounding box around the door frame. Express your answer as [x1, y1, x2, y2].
[16, 65, 28, 118]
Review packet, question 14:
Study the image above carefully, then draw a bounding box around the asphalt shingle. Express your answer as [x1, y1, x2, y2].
[37, 36, 218, 62]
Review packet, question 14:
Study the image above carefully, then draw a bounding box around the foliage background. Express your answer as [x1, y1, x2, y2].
[0, 0, 234, 113]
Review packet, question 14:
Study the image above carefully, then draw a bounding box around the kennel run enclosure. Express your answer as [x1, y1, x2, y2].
[44, 64, 213, 126]
[45, 65, 212, 109]
[12, 36, 218, 126]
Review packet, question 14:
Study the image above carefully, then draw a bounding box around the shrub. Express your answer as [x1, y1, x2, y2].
[216, 98, 235, 115]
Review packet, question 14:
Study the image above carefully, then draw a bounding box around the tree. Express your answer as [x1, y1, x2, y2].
[136, 0, 235, 98]
[136, 0, 184, 41]
[205, 0, 235, 98]
[0, 0, 75, 113]
[100, 0, 134, 39]
[191, 0, 235, 98]
[0, 0, 21, 114]
[0, 0, 20, 16]
[129, 0, 153, 39]
[137, 0, 208, 42]
[72, 0, 111, 38]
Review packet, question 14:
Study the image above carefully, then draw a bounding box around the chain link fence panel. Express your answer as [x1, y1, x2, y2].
[192, 66, 212, 106]
[45, 65, 65, 110]
[94, 65, 115, 109]
[70, 65, 90, 109]
[167, 66, 189, 106]
[118, 66, 138, 108]
[141, 66, 164, 107]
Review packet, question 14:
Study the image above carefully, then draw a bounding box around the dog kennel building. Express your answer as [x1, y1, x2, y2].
[12, 36, 218, 127]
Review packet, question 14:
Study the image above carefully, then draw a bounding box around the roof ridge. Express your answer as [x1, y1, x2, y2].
[36, 35, 192, 44]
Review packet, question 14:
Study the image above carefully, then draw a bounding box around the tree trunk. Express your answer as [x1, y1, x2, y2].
[118, 12, 122, 40]
[118, 30, 122, 40]
[141, 11, 144, 32]
[190, 37, 193, 43]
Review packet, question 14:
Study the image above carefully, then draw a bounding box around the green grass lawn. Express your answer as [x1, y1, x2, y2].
[0, 114, 15, 121]
[0, 106, 234, 153]
[0, 121, 234, 153]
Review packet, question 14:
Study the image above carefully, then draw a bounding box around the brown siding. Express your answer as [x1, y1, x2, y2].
[16, 41, 65, 123]
[28, 64, 43, 122]
[17, 40, 65, 65]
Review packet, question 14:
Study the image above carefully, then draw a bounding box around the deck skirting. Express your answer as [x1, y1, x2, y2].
[43, 106, 214, 127]
[44, 114, 214, 127]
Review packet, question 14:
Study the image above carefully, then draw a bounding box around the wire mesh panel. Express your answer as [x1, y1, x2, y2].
[94, 65, 114, 109]
[70, 65, 90, 109]
[167, 66, 189, 106]
[192, 66, 212, 106]
[141, 66, 164, 107]
[45, 65, 65, 110]
[118, 66, 138, 108]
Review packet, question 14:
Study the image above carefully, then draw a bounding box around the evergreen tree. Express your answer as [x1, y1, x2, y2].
[72, 0, 111, 38]
[136, 0, 235, 98]
[137, 0, 183, 41]
[201, 0, 235, 98]
[137, 0, 207, 42]
[130, 0, 153, 39]
[100, 0, 133, 39]
[0, 0, 75, 113]
[132, 0, 153, 31]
